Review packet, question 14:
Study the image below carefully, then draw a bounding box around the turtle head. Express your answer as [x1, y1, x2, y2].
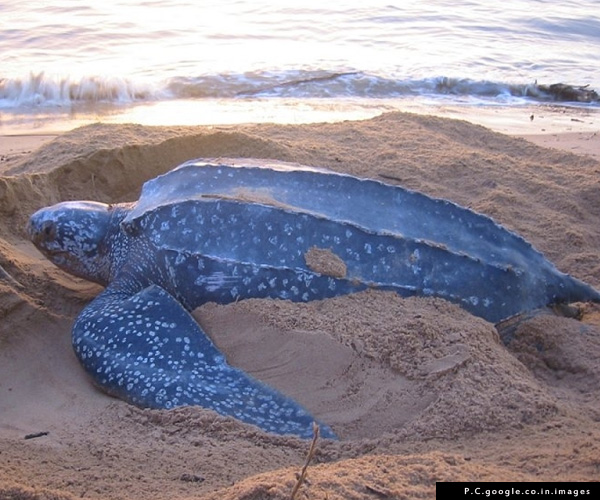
[27, 201, 116, 285]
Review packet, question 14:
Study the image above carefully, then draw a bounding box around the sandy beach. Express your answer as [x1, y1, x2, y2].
[1, 112, 599, 499]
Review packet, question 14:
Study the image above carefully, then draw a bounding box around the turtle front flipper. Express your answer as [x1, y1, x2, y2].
[73, 283, 335, 439]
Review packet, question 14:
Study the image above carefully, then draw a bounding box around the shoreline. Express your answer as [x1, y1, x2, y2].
[1, 98, 599, 162]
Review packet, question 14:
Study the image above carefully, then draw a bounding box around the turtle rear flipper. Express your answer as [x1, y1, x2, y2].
[72, 283, 335, 439]
[496, 303, 586, 344]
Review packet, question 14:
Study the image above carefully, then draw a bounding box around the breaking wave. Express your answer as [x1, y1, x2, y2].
[1, 71, 598, 110]
[0, 73, 156, 108]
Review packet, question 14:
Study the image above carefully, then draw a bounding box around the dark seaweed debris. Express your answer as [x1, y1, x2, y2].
[527, 83, 599, 103]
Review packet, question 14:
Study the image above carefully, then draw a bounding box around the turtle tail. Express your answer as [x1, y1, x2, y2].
[547, 272, 600, 306]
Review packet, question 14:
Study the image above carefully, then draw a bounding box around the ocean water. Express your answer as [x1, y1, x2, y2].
[1, 0, 599, 132]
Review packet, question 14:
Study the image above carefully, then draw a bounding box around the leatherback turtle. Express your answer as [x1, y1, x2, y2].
[27, 158, 600, 439]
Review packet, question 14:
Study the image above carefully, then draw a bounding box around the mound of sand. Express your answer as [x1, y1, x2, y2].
[1, 113, 599, 499]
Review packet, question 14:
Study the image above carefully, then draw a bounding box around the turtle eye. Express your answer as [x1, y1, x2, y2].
[41, 220, 56, 240]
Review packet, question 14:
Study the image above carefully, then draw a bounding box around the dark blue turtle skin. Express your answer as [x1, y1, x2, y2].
[27, 159, 600, 439]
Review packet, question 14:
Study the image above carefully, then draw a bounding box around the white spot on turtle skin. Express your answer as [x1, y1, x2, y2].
[195, 272, 238, 292]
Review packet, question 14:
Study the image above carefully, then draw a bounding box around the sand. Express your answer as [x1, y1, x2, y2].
[514, 132, 600, 161]
[1, 112, 599, 499]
